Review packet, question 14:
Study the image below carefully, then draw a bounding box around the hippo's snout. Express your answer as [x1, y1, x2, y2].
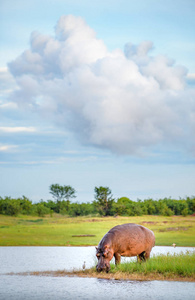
[96, 261, 110, 273]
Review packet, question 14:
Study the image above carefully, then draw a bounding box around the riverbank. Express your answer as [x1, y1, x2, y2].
[18, 269, 194, 282]
[0, 215, 195, 246]
[10, 252, 195, 282]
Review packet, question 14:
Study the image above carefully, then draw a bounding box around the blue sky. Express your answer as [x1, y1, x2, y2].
[0, 0, 195, 203]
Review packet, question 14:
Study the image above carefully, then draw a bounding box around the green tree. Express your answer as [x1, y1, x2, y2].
[186, 196, 195, 214]
[131, 201, 143, 216]
[181, 207, 188, 217]
[157, 200, 174, 216]
[35, 202, 50, 217]
[1, 197, 21, 216]
[94, 186, 115, 216]
[49, 184, 76, 204]
[19, 196, 32, 215]
[45, 200, 58, 213]
[115, 197, 133, 215]
[143, 199, 156, 215]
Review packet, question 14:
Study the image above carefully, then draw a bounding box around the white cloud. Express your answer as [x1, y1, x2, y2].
[0, 127, 36, 133]
[0, 144, 18, 152]
[7, 15, 195, 157]
[0, 101, 18, 110]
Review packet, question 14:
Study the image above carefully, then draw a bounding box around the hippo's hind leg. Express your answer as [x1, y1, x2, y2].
[144, 250, 151, 260]
[137, 250, 151, 262]
[114, 253, 121, 265]
[137, 251, 146, 262]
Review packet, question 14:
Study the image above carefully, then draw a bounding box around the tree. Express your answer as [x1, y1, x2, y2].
[19, 196, 32, 215]
[143, 199, 156, 215]
[186, 196, 195, 214]
[35, 202, 50, 217]
[181, 207, 188, 217]
[115, 197, 133, 215]
[0, 197, 21, 216]
[94, 186, 115, 216]
[49, 184, 76, 203]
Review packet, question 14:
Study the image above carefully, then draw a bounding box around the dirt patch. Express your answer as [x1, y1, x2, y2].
[85, 218, 104, 222]
[159, 226, 191, 232]
[72, 235, 96, 237]
[142, 221, 158, 225]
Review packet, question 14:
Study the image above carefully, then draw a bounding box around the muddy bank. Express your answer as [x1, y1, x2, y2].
[8, 269, 195, 282]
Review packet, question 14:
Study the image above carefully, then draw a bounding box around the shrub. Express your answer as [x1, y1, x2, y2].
[0, 197, 21, 216]
[35, 202, 50, 217]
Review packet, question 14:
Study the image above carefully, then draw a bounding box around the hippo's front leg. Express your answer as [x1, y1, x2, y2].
[114, 253, 121, 265]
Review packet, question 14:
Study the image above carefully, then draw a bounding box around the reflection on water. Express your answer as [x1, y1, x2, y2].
[0, 246, 194, 300]
[0, 275, 194, 300]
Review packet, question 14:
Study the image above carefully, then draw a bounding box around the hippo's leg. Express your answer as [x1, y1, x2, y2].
[114, 253, 121, 265]
[137, 250, 151, 262]
[137, 251, 146, 262]
[144, 250, 151, 260]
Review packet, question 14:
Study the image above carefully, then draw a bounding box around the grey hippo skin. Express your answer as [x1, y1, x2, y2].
[96, 223, 155, 272]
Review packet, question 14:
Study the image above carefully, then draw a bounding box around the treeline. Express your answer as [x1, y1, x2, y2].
[0, 194, 194, 217]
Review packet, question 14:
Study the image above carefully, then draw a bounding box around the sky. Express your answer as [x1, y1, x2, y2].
[0, 0, 195, 203]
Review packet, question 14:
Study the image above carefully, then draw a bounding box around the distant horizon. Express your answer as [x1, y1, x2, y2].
[1, 191, 194, 204]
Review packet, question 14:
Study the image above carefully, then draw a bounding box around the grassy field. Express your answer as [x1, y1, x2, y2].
[0, 214, 195, 246]
[18, 252, 195, 281]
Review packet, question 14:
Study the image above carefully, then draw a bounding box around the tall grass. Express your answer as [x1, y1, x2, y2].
[110, 252, 195, 278]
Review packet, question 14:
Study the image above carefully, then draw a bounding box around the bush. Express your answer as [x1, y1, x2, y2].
[0, 197, 21, 216]
[0, 195, 194, 217]
[6, 199, 21, 216]
[19, 196, 33, 215]
[115, 197, 133, 216]
[181, 207, 188, 217]
[35, 202, 50, 217]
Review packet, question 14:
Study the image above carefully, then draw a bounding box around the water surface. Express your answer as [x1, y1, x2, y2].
[1, 275, 194, 300]
[0, 246, 194, 273]
[0, 246, 194, 300]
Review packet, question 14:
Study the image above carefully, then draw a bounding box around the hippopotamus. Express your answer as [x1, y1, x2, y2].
[96, 223, 155, 272]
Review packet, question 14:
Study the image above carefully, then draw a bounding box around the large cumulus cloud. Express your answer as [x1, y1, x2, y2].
[8, 15, 195, 156]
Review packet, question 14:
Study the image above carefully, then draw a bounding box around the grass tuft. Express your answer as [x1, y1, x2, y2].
[110, 251, 195, 278]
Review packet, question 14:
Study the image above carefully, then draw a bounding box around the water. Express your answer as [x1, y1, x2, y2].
[0, 246, 194, 300]
[0, 246, 194, 274]
[1, 275, 194, 300]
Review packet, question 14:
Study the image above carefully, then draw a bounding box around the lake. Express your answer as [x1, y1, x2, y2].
[0, 246, 194, 299]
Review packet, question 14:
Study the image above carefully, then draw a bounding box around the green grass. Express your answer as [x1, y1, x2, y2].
[22, 252, 195, 281]
[110, 252, 195, 278]
[0, 214, 194, 246]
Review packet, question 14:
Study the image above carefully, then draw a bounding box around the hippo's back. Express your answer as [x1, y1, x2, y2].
[107, 223, 155, 255]
[108, 223, 152, 235]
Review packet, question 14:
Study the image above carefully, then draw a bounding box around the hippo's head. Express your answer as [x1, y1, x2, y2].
[96, 245, 113, 272]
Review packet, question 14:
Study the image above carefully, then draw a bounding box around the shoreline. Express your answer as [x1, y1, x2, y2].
[7, 269, 195, 282]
